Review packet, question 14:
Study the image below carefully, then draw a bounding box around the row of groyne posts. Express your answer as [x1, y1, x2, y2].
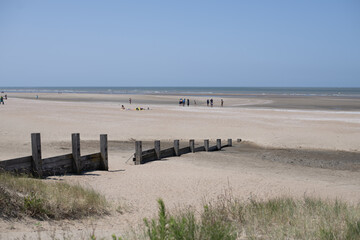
[134, 138, 233, 165]
[0, 133, 108, 178]
[0, 133, 236, 177]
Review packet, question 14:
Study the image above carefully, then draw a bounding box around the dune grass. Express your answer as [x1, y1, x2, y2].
[143, 195, 360, 240]
[0, 173, 108, 220]
[1, 172, 360, 239]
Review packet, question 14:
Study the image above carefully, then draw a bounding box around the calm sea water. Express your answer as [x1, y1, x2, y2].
[1, 87, 360, 97]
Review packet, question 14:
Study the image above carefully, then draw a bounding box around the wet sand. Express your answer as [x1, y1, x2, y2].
[8, 92, 360, 111]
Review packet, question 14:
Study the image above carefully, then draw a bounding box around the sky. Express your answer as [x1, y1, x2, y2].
[0, 0, 359, 87]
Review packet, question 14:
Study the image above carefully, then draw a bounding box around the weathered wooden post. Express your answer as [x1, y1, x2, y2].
[174, 140, 180, 156]
[72, 133, 81, 174]
[228, 139, 232, 146]
[204, 139, 209, 152]
[189, 139, 195, 153]
[155, 140, 161, 159]
[135, 141, 142, 165]
[216, 139, 221, 150]
[31, 133, 43, 177]
[100, 134, 108, 170]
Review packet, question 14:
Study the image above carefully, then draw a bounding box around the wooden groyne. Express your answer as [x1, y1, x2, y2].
[134, 138, 234, 165]
[0, 134, 238, 176]
[0, 133, 108, 178]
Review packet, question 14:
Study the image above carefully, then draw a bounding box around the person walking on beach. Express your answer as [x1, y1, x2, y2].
[207, 99, 209, 106]
[183, 98, 185, 106]
[187, 99, 190, 106]
[0, 96, 4, 105]
[210, 98, 213, 107]
[129, 98, 132, 104]
[221, 99, 224, 107]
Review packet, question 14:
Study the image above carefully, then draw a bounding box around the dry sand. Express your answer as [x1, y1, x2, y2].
[0, 93, 360, 239]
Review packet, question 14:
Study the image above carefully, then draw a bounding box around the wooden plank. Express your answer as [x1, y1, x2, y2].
[100, 134, 108, 170]
[0, 156, 32, 168]
[1, 162, 32, 171]
[194, 146, 205, 152]
[42, 165, 73, 176]
[142, 154, 158, 164]
[179, 147, 191, 155]
[81, 153, 101, 171]
[80, 152, 101, 162]
[31, 133, 43, 177]
[142, 151, 157, 160]
[72, 133, 81, 174]
[155, 140, 161, 159]
[42, 156, 73, 170]
[142, 148, 156, 155]
[160, 147, 175, 158]
[208, 146, 218, 152]
[42, 154, 73, 165]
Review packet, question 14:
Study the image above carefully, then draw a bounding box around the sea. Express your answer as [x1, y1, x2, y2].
[1, 87, 360, 97]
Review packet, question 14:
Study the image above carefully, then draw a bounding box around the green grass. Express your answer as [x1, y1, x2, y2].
[0, 173, 108, 220]
[143, 199, 237, 240]
[142, 195, 360, 240]
[2, 172, 360, 239]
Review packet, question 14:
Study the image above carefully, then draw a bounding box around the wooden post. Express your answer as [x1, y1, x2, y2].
[228, 138, 232, 146]
[72, 133, 81, 174]
[204, 139, 209, 152]
[100, 134, 108, 170]
[216, 139, 221, 150]
[189, 139, 195, 153]
[174, 140, 180, 156]
[155, 140, 161, 159]
[135, 141, 142, 165]
[31, 133, 42, 177]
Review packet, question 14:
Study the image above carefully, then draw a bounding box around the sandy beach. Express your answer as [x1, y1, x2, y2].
[1, 92, 360, 239]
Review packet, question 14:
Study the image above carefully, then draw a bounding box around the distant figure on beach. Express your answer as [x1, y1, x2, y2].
[36, 95, 39, 99]
[0, 96, 4, 105]
[207, 99, 209, 106]
[221, 99, 224, 107]
[194, 100, 196, 105]
[183, 98, 185, 106]
[210, 98, 213, 107]
[4, 95, 7, 100]
[121, 105, 125, 110]
[129, 98, 132, 104]
[187, 99, 190, 106]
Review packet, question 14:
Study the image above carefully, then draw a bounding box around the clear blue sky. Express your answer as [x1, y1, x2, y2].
[1, 0, 359, 87]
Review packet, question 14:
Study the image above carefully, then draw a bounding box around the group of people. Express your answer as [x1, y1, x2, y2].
[179, 98, 224, 107]
[206, 98, 224, 107]
[179, 98, 193, 106]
